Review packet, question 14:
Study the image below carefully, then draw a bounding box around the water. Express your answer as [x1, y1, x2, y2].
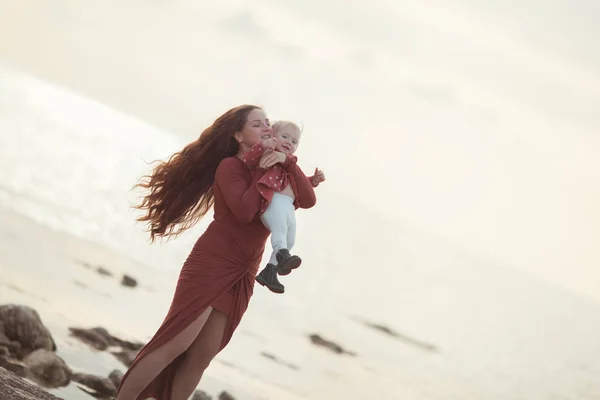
[1, 65, 600, 399]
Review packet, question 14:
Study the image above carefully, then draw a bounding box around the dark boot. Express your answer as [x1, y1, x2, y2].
[256, 263, 285, 294]
[275, 249, 302, 276]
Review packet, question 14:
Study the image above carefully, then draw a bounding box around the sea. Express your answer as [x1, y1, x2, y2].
[1, 64, 600, 400]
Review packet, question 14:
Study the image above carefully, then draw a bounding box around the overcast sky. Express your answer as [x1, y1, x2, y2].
[0, 0, 599, 301]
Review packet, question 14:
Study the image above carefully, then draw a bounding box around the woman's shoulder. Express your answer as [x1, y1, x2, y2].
[217, 156, 242, 168]
[216, 156, 247, 177]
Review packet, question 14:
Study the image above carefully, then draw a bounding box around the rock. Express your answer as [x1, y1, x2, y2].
[73, 280, 88, 289]
[121, 274, 138, 288]
[0, 356, 29, 377]
[361, 320, 439, 352]
[72, 372, 117, 398]
[109, 334, 145, 352]
[78, 261, 93, 269]
[69, 327, 111, 351]
[191, 390, 213, 400]
[218, 391, 236, 400]
[22, 349, 71, 388]
[69, 326, 144, 352]
[260, 352, 300, 370]
[96, 266, 113, 276]
[308, 334, 356, 356]
[111, 349, 139, 367]
[0, 305, 56, 357]
[5, 341, 23, 358]
[70, 326, 143, 367]
[0, 321, 9, 343]
[0, 323, 24, 359]
[108, 369, 124, 388]
[0, 367, 62, 400]
[0, 325, 21, 358]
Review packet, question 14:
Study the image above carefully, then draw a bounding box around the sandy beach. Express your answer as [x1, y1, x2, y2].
[0, 206, 289, 400]
[0, 207, 163, 400]
[3, 191, 600, 400]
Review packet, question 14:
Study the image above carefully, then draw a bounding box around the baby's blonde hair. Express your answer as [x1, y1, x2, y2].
[272, 120, 303, 134]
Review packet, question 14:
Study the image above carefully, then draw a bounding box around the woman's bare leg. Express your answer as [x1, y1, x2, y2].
[170, 309, 229, 400]
[116, 307, 214, 400]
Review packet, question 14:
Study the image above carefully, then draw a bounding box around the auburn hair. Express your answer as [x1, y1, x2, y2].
[134, 105, 261, 241]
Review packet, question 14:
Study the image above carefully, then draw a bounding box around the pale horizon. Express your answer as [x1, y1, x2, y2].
[1, 0, 599, 305]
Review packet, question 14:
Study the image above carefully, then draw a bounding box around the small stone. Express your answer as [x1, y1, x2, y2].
[0, 305, 56, 357]
[108, 333, 144, 352]
[96, 266, 113, 276]
[191, 390, 213, 400]
[22, 349, 71, 388]
[121, 274, 138, 288]
[219, 391, 237, 400]
[308, 334, 356, 356]
[108, 369, 124, 388]
[72, 372, 117, 397]
[260, 351, 300, 370]
[69, 327, 111, 351]
[0, 356, 28, 377]
[69, 326, 144, 352]
[111, 349, 139, 367]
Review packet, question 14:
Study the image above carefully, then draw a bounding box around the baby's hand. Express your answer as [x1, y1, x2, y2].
[311, 168, 326, 186]
[262, 138, 277, 152]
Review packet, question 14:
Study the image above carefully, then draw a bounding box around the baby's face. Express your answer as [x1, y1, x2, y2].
[274, 126, 301, 155]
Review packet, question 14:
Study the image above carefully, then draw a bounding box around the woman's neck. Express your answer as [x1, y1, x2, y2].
[236, 144, 251, 159]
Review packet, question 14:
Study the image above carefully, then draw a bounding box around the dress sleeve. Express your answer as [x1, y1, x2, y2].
[215, 158, 264, 223]
[283, 155, 317, 209]
[240, 143, 264, 169]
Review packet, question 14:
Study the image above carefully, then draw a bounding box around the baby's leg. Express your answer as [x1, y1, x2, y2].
[260, 195, 289, 265]
[275, 199, 302, 276]
[286, 208, 297, 252]
[257, 195, 288, 293]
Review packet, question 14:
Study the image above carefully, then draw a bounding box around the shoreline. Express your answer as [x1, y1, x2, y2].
[0, 206, 240, 399]
[2, 205, 600, 400]
[0, 206, 346, 400]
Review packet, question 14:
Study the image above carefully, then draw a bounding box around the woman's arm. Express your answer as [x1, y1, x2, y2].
[283, 155, 317, 209]
[215, 158, 264, 223]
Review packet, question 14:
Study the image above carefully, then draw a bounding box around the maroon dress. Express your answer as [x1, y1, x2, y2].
[118, 155, 316, 399]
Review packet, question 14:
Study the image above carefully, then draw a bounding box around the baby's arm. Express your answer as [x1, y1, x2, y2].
[240, 143, 263, 169]
[283, 156, 317, 209]
[241, 138, 277, 169]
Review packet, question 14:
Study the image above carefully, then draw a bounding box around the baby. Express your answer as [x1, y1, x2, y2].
[241, 121, 325, 294]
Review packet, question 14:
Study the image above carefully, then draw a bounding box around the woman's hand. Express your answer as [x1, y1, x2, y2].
[258, 151, 286, 169]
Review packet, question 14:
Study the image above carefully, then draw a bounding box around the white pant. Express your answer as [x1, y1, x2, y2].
[261, 192, 297, 265]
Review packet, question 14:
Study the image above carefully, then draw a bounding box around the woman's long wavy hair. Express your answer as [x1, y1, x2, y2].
[135, 105, 261, 242]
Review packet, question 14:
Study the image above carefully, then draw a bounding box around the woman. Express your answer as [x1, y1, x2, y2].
[116, 105, 317, 400]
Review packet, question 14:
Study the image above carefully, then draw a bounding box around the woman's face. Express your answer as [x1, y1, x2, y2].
[236, 108, 272, 151]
